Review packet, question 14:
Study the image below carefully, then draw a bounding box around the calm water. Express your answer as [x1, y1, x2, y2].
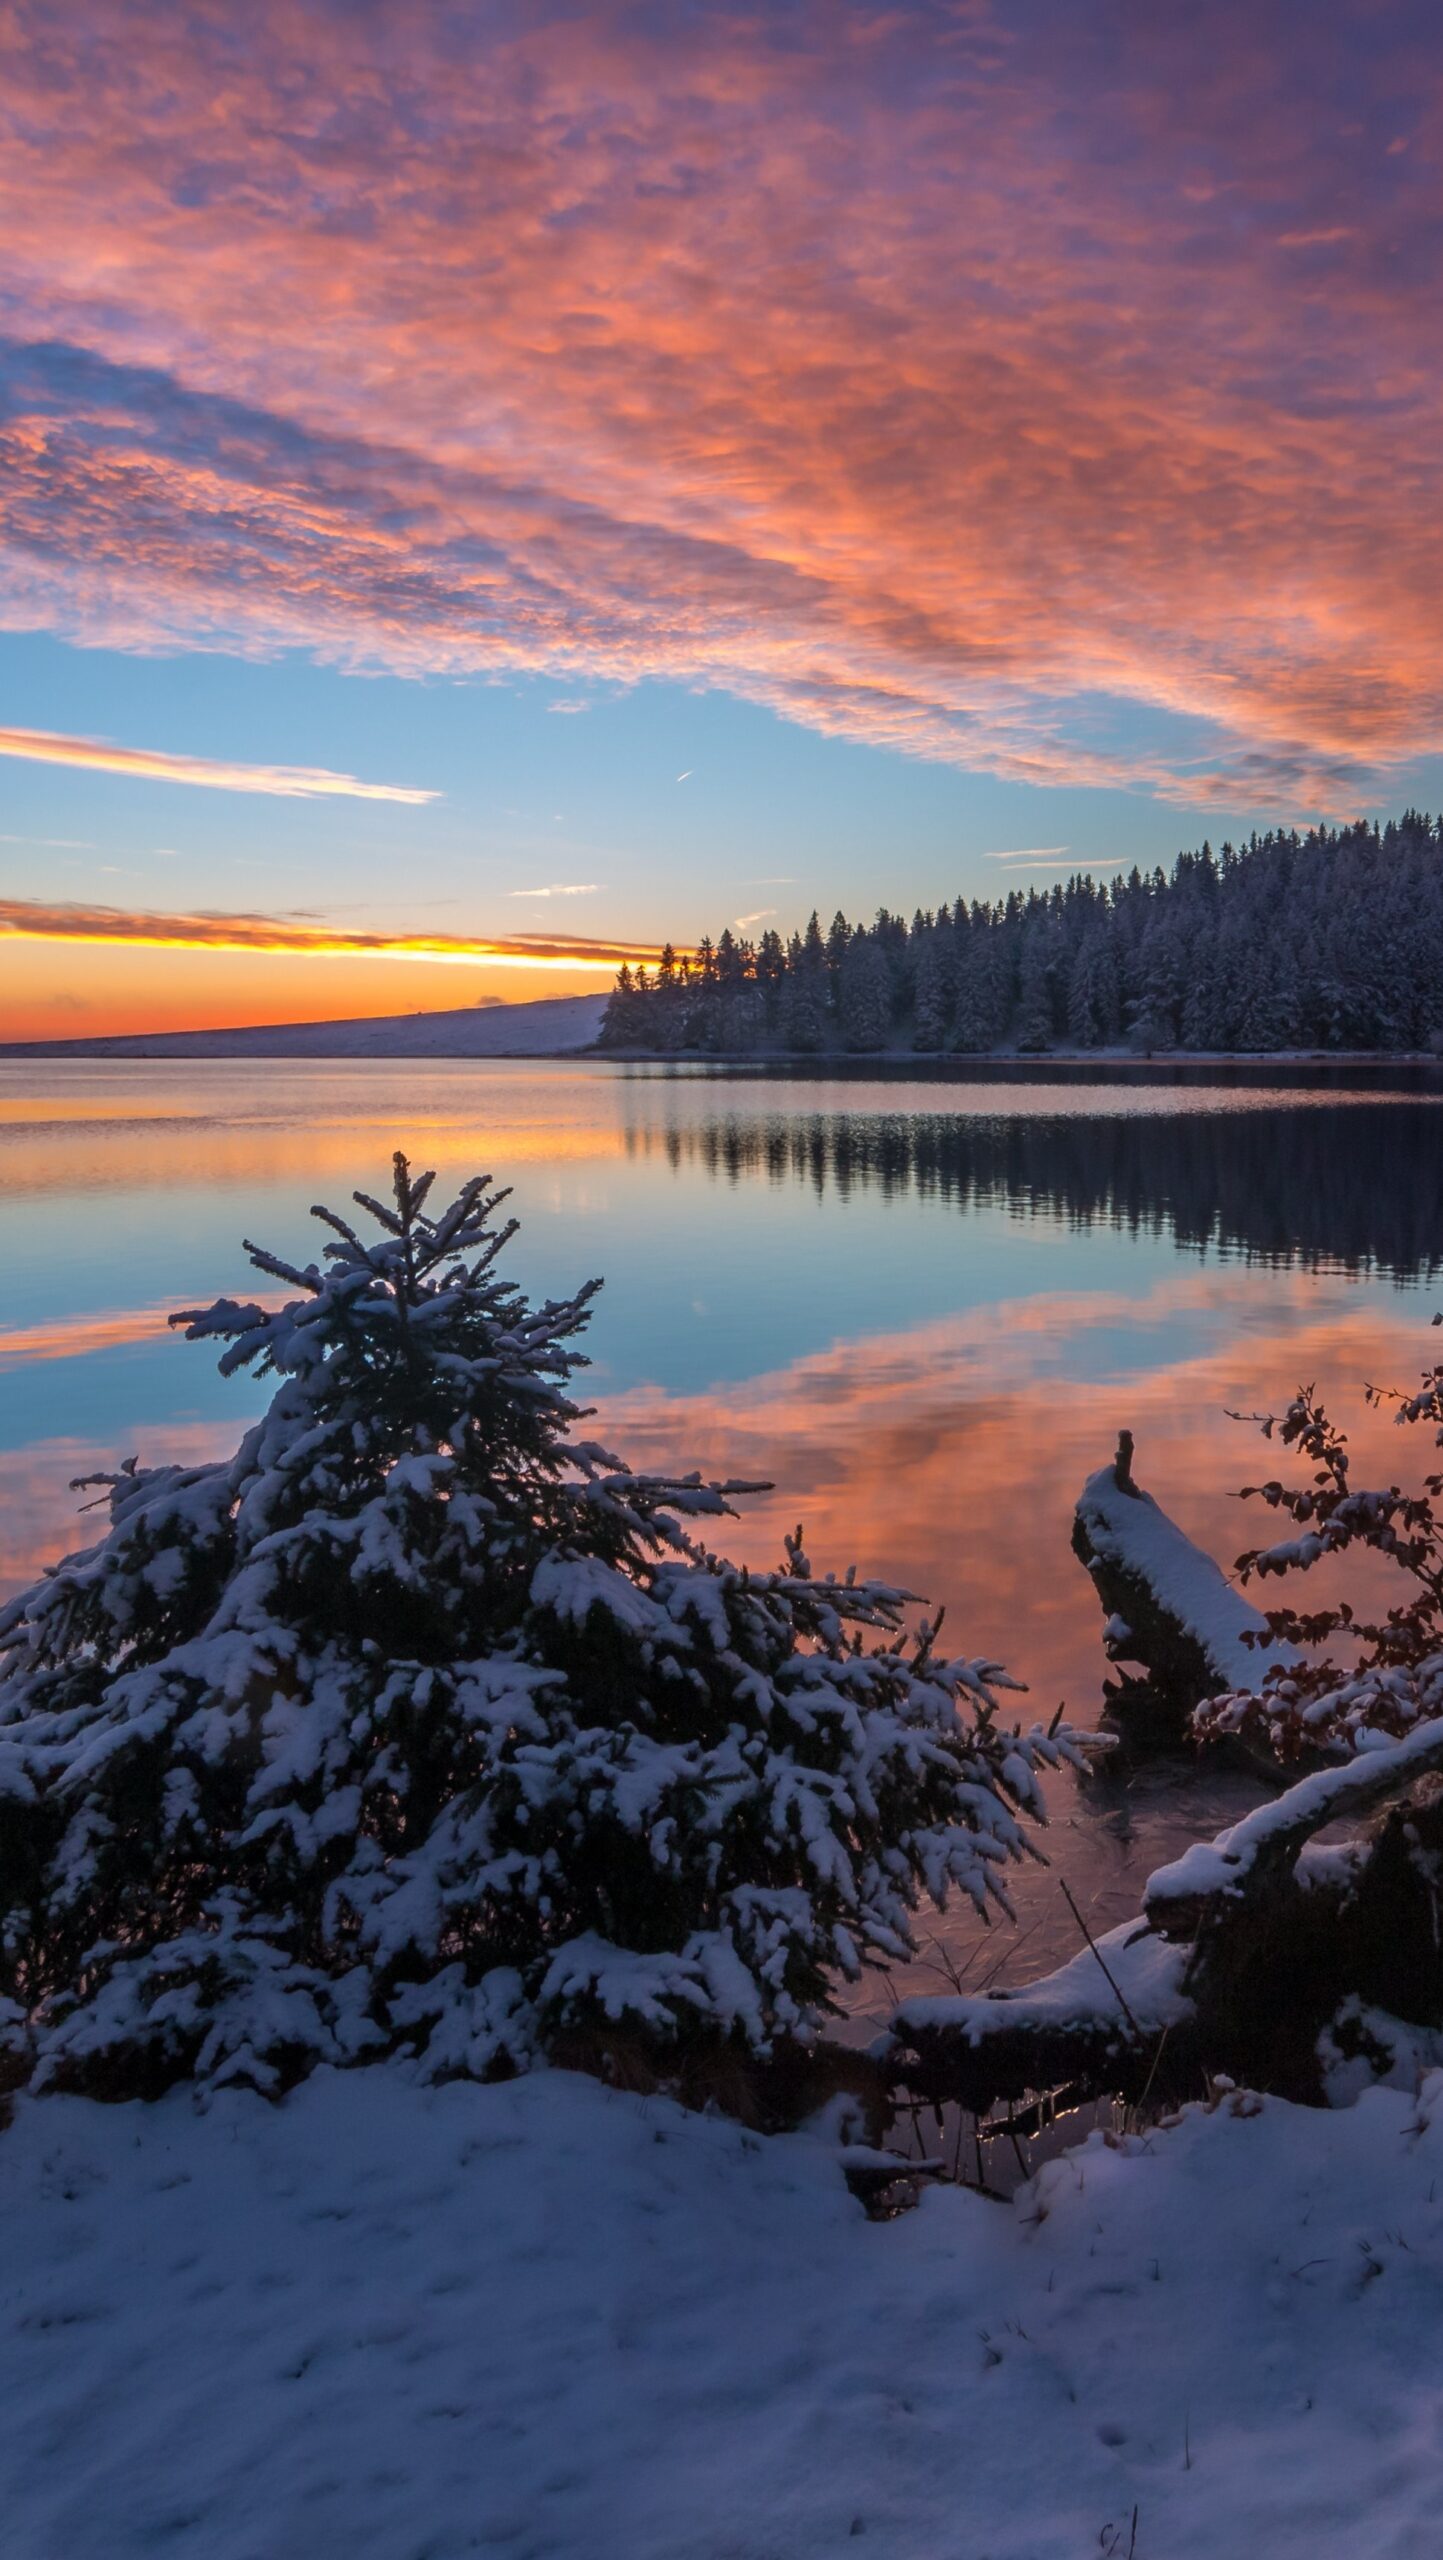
[4, 1056, 1442, 2021]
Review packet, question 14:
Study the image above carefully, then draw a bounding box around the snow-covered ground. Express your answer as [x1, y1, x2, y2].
[0, 991, 609, 1059]
[4, 2063, 1443, 2558]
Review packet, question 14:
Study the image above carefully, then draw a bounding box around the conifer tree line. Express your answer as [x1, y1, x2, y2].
[601, 813, 1443, 1055]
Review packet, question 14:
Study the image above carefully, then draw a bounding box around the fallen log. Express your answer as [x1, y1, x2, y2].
[887, 1921, 1195, 2112]
[1144, 1715, 1443, 1940]
[1072, 1431, 1297, 1742]
[887, 1720, 1443, 2117]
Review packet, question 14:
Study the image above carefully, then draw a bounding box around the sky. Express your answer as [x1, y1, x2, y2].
[4, 0, 1443, 1037]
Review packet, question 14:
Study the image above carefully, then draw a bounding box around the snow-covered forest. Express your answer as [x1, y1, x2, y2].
[603, 812, 1443, 1055]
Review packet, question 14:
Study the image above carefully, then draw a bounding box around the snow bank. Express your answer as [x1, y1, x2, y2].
[5, 2064, 1443, 2556]
[1076, 1452, 1295, 1692]
[0, 991, 609, 1060]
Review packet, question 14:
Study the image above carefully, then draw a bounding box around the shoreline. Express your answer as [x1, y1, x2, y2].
[592, 1043, 1443, 1069]
[3, 989, 1442, 1076]
[6, 1037, 1443, 1070]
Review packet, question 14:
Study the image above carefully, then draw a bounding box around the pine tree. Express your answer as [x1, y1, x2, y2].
[912, 933, 950, 1050]
[954, 925, 1011, 1051]
[599, 964, 641, 1048]
[755, 928, 788, 1041]
[839, 933, 892, 1051]
[1066, 931, 1112, 1048]
[782, 965, 826, 1052]
[0, 1156, 1068, 2103]
[1015, 936, 1053, 1053]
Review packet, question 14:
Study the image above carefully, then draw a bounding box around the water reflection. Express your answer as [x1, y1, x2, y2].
[598, 1280, 1430, 2009]
[621, 1090, 1443, 1280]
[3, 1056, 1438, 2011]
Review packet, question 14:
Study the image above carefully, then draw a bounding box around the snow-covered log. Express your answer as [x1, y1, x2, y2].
[887, 1720, 1443, 2115]
[1073, 1431, 1296, 1733]
[887, 1923, 1194, 2111]
[1144, 1717, 1443, 1941]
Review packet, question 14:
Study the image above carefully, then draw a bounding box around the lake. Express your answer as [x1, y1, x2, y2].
[4, 1055, 1441, 2023]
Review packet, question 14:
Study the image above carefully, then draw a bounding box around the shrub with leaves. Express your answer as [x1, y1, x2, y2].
[1193, 1328, 1443, 1761]
[0, 1154, 1073, 2103]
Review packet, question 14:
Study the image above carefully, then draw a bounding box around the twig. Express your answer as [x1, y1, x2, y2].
[1133, 2022, 1173, 2120]
[1005, 2103, 1030, 2183]
[1060, 1878, 1142, 2036]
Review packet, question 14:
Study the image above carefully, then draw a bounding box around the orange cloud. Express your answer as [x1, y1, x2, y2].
[0, 897, 672, 970]
[2, 6, 1443, 808]
[0, 725, 437, 802]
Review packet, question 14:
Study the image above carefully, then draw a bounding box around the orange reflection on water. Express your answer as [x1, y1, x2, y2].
[0, 1065, 630, 1198]
[3, 1275, 1431, 1687]
[0, 1428, 235, 1597]
[0, 1305, 215, 1370]
[6, 1278, 1435, 1999]
[595, 1282, 1433, 1722]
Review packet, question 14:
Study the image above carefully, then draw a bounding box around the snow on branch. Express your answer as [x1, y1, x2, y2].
[0, 1151, 1079, 2109]
[1144, 1715, 1443, 1940]
[1193, 1354, 1443, 1762]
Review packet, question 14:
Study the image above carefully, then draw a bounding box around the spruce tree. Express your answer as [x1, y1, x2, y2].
[912, 934, 950, 1050]
[0, 1156, 1069, 2103]
[839, 933, 892, 1051]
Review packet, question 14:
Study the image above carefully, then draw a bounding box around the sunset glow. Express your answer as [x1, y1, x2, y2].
[0, 897, 673, 969]
[0, 899, 670, 1038]
[4, 3, 1443, 1037]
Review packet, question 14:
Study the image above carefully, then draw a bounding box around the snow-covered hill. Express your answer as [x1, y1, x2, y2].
[0, 990, 609, 1059]
[3, 2063, 1442, 2557]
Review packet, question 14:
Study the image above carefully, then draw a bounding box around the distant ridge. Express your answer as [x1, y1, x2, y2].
[0, 991, 610, 1060]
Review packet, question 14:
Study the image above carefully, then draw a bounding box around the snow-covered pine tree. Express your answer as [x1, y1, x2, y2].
[598, 962, 641, 1047]
[911, 931, 950, 1051]
[0, 1155, 1072, 2106]
[839, 932, 892, 1051]
[782, 949, 827, 1050]
[1014, 936, 1054, 1054]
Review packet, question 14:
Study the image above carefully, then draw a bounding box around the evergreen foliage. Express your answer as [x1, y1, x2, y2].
[0, 1155, 1071, 2102]
[601, 814, 1443, 1056]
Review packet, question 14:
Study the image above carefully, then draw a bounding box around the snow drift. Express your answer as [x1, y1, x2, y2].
[3, 2063, 1443, 2558]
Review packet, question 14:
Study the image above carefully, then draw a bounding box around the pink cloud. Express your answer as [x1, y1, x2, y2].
[1, 4, 1442, 809]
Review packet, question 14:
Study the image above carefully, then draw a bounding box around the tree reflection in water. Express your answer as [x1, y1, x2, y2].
[622, 1081, 1443, 1282]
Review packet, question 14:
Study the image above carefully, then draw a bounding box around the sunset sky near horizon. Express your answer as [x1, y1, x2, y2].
[5, 0, 1443, 1037]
